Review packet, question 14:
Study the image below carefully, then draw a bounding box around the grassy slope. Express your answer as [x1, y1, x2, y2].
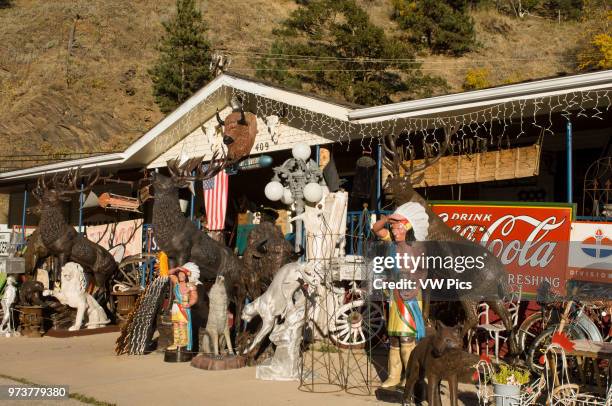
[0, 0, 595, 158]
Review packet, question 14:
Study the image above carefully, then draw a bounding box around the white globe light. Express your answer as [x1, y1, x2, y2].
[303, 182, 323, 203]
[292, 143, 311, 161]
[265, 181, 284, 201]
[281, 188, 294, 205]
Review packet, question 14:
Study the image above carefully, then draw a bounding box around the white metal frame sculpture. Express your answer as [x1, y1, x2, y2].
[544, 344, 612, 406]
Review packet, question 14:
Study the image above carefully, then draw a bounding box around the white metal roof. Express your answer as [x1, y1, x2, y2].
[0, 70, 610, 182]
[349, 70, 612, 123]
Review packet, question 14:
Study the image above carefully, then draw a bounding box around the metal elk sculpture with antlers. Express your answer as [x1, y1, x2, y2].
[149, 154, 250, 319]
[31, 169, 118, 298]
[382, 127, 518, 354]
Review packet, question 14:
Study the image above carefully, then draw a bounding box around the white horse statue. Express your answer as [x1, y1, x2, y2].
[43, 262, 110, 331]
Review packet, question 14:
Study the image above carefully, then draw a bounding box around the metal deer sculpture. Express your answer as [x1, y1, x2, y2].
[31, 169, 118, 296]
[150, 153, 306, 352]
[216, 99, 258, 162]
[382, 128, 517, 354]
[149, 154, 248, 319]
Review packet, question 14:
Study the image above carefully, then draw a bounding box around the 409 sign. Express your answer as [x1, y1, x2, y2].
[254, 142, 270, 152]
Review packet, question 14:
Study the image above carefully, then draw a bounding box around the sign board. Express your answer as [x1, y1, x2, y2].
[0, 233, 10, 256]
[567, 221, 612, 285]
[430, 201, 574, 296]
[86, 220, 143, 261]
[0, 257, 25, 274]
[384, 145, 541, 187]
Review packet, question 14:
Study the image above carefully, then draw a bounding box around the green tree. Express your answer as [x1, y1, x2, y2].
[149, 0, 213, 113]
[392, 0, 477, 56]
[545, 0, 584, 19]
[256, 0, 447, 106]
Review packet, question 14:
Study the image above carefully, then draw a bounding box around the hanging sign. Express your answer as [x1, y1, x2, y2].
[384, 144, 541, 187]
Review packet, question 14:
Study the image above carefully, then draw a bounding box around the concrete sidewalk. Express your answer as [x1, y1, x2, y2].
[0, 333, 479, 405]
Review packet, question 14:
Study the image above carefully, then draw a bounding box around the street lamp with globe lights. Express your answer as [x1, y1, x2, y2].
[264, 143, 325, 252]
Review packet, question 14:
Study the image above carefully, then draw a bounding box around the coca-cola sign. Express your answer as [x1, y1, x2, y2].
[431, 202, 574, 296]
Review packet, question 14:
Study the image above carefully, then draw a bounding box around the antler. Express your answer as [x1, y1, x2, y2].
[56, 168, 111, 196]
[166, 150, 228, 183]
[32, 175, 46, 201]
[383, 126, 455, 186]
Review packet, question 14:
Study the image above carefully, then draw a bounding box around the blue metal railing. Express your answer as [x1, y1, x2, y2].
[346, 209, 392, 255]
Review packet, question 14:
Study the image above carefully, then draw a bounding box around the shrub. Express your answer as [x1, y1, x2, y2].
[463, 67, 490, 90]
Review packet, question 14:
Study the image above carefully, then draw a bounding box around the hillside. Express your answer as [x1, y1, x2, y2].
[0, 0, 604, 161]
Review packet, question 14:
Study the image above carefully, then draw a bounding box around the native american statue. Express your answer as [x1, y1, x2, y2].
[31, 169, 117, 301]
[43, 262, 110, 331]
[167, 263, 200, 352]
[382, 128, 517, 353]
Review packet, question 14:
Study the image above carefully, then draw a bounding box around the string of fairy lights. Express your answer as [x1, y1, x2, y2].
[3, 82, 609, 173]
[216, 85, 611, 158]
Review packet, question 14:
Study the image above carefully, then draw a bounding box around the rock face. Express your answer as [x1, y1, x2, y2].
[0, 1, 167, 159]
[0, 0, 291, 160]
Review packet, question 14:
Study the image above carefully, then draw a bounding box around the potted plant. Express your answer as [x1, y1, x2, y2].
[492, 364, 530, 406]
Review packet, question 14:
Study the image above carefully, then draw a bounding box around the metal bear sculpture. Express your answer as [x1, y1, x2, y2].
[18, 280, 45, 306]
[242, 213, 295, 299]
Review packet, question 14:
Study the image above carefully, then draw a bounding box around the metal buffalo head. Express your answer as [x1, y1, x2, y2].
[216, 104, 258, 161]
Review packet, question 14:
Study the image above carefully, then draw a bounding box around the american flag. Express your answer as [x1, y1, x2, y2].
[203, 170, 229, 231]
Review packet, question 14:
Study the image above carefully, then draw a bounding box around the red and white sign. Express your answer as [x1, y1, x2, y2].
[431, 202, 574, 296]
[567, 221, 612, 284]
[86, 219, 143, 262]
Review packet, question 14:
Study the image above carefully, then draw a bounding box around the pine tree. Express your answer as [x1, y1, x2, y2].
[149, 0, 213, 113]
[256, 0, 447, 106]
[392, 0, 477, 56]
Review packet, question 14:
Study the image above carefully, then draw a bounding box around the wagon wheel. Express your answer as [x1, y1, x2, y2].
[111, 253, 157, 293]
[329, 300, 385, 349]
